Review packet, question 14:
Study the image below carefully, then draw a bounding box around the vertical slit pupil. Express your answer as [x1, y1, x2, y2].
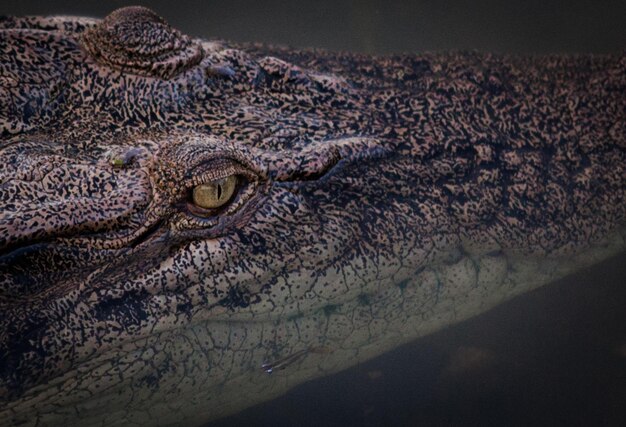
[217, 184, 223, 200]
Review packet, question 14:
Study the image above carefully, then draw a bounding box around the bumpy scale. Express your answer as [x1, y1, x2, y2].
[0, 6, 624, 427]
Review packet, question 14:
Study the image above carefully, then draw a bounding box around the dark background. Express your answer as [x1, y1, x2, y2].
[3, 1, 625, 426]
[3, 0, 626, 54]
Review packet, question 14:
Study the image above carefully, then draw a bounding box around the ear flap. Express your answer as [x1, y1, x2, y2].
[260, 137, 397, 182]
[80, 6, 203, 79]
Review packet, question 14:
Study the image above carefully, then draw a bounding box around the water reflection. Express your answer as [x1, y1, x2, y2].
[212, 252, 626, 426]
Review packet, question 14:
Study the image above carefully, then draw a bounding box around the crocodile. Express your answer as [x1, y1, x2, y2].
[0, 6, 624, 427]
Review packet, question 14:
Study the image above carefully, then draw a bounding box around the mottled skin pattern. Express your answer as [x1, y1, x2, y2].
[0, 6, 625, 427]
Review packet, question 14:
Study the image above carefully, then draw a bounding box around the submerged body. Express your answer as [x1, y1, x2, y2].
[0, 6, 624, 426]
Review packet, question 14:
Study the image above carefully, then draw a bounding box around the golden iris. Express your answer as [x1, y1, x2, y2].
[192, 175, 237, 209]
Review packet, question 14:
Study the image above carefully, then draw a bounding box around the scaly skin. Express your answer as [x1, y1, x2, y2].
[0, 6, 624, 427]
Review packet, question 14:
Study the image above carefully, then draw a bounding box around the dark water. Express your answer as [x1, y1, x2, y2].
[3, 1, 625, 425]
[212, 252, 626, 427]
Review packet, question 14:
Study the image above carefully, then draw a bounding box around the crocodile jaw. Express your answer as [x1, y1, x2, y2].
[3, 226, 624, 426]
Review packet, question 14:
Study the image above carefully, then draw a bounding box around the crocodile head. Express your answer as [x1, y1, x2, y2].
[1, 6, 624, 426]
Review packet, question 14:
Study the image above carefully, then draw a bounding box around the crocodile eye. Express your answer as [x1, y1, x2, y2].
[192, 175, 238, 209]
